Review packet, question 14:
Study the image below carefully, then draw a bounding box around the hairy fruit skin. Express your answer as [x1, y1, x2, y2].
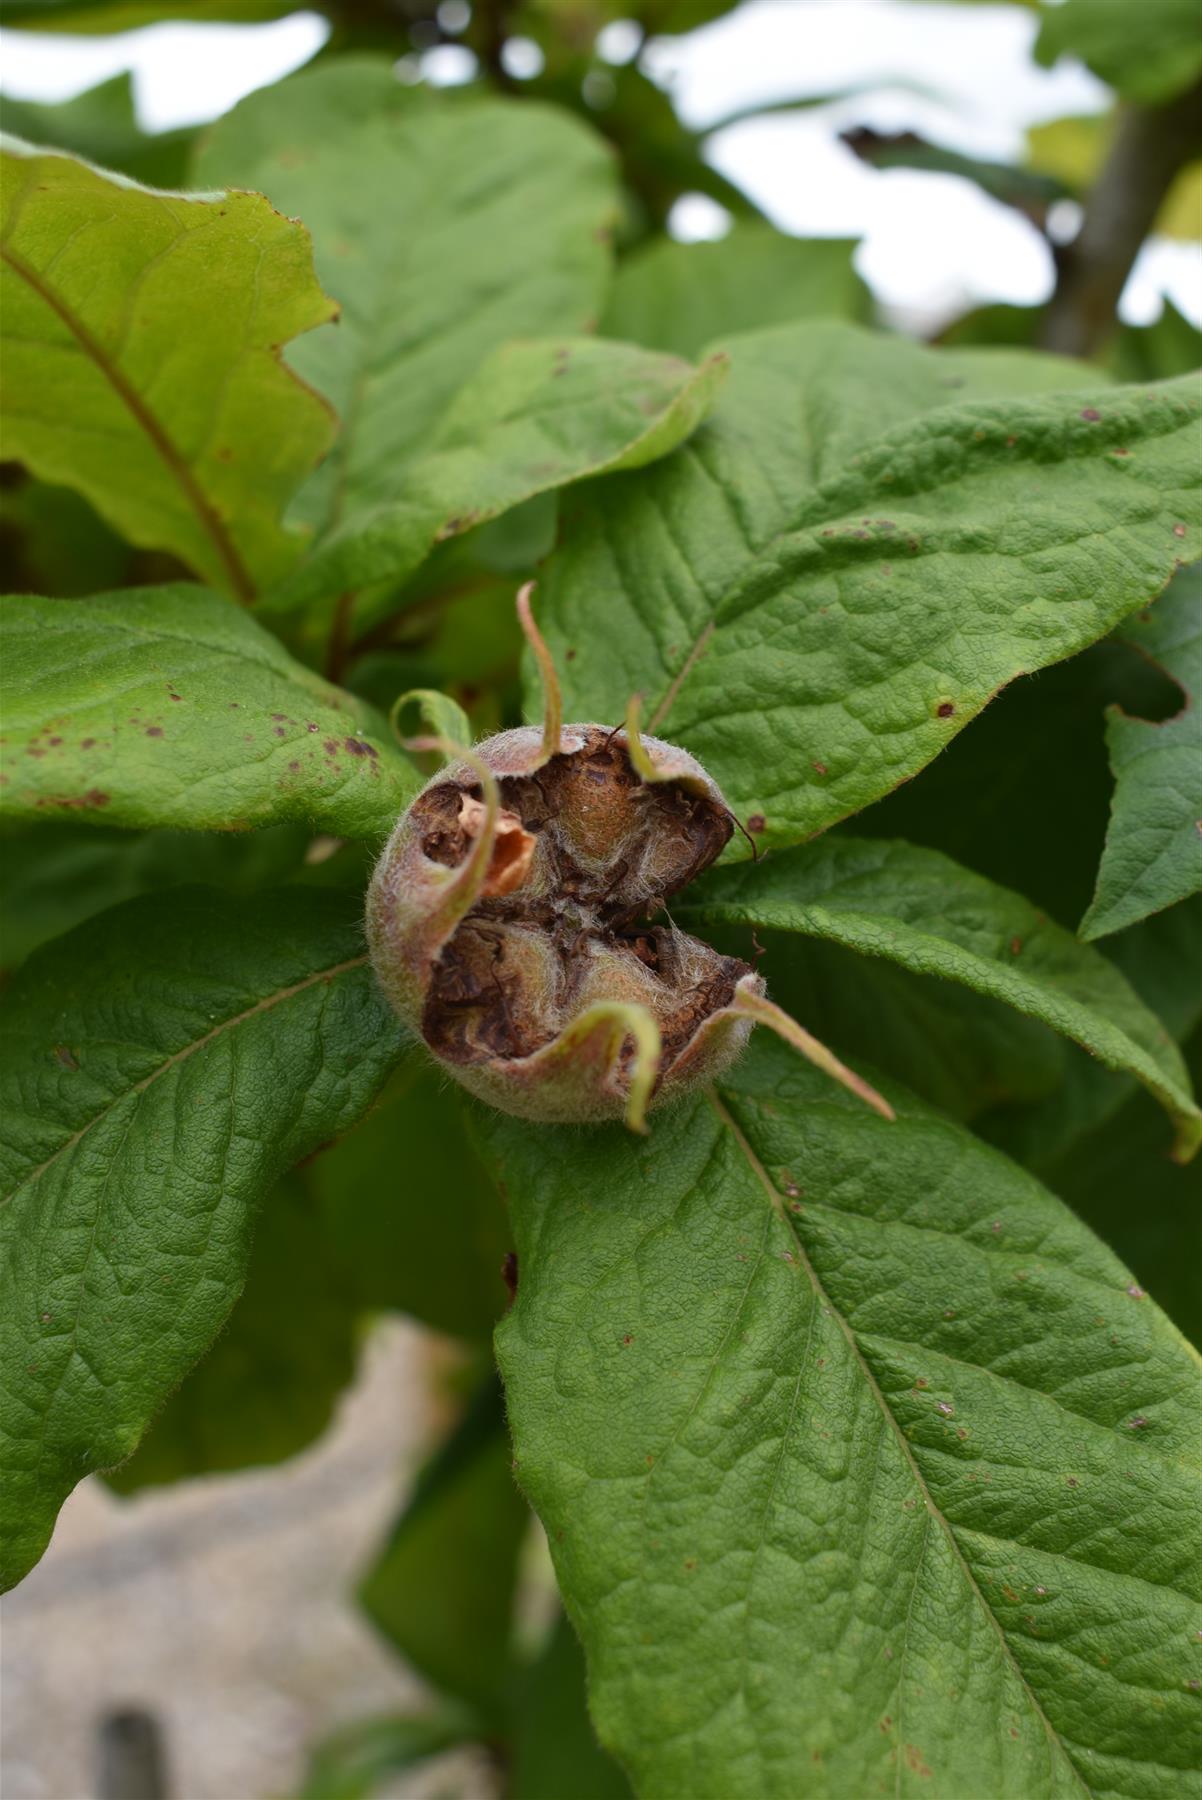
[367, 723, 764, 1124]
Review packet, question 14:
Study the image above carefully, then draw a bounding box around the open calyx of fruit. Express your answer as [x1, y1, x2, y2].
[367, 588, 894, 1131]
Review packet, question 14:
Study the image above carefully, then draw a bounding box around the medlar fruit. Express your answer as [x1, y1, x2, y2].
[367, 587, 893, 1132]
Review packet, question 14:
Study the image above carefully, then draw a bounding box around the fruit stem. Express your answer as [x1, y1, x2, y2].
[516, 582, 563, 765]
[733, 987, 896, 1120]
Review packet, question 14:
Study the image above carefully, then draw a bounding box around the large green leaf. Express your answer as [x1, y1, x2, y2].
[0, 140, 336, 599]
[265, 337, 728, 616]
[537, 322, 1200, 854]
[0, 885, 406, 1591]
[359, 1374, 529, 1721]
[677, 835, 1201, 1157]
[193, 60, 617, 538]
[1034, 0, 1202, 104]
[305, 1063, 511, 1344]
[485, 1033, 1202, 1800]
[600, 225, 870, 361]
[1081, 563, 1202, 941]
[0, 585, 417, 839]
[105, 1172, 360, 1493]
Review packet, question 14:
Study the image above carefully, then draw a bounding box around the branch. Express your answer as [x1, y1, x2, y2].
[1040, 76, 1202, 359]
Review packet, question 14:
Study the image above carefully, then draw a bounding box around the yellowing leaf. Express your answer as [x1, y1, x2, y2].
[0, 140, 337, 598]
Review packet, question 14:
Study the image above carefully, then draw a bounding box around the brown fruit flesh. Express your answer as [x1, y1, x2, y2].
[414, 728, 751, 1079]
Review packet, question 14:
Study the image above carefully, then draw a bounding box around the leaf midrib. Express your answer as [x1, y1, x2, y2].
[0, 241, 256, 602]
[0, 952, 369, 1210]
[706, 1083, 1091, 1797]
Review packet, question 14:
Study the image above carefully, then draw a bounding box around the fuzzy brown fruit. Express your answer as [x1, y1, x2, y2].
[367, 720, 764, 1126]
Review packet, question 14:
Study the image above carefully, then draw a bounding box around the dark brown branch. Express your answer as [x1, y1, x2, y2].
[1040, 76, 1202, 360]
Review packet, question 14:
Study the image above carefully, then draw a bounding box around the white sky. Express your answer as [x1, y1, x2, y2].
[0, 0, 1199, 332]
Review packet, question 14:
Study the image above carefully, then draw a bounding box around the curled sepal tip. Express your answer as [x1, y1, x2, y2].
[551, 1000, 662, 1134]
[516, 581, 563, 768]
[624, 692, 659, 783]
[733, 986, 896, 1121]
[389, 688, 472, 757]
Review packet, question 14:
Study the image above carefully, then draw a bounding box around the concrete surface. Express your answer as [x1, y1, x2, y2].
[1, 1320, 497, 1800]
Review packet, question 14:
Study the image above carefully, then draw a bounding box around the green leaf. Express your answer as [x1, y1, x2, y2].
[105, 1171, 360, 1493]
[0, 141, 337, 598]
[0, 74, 194, 188]
[537, 322, 1199, 854]
[600, 225, 870, 361]
[1, 0, 297, 25]
[677, 835, 1201, 1157]
[983, 896, 1202, 1174]
[512, 1614, 632, 1800]
[0, 884, 406, 1591]
[296, 1707, 479, 1800]
[854, 638, 1181, 929]
[0, 820, 311, 974]
[306, 1062, 511, 1343]
[0, 585, 417, 840]
[359, 1374, 529, 1720]
[193, 60, 617, 539]
[1034, 0, 1202, 104]
[485, 1032, 1202, 1800]
[1081, 563, 1202, 940]
[1043, 1023, 1202, 1349]
[265, 337, 728, 616]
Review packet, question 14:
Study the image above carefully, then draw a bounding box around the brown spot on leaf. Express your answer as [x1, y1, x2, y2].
[345, 737, 378, 758]
[936, 701, 955, 718]
[1080, 408, 1102, 422]
[53, 1045, 79, 1071]
[747, 813, 766, 833]
[904, 1744, 931, 1777]
[36, 788, 110, 811]
[146, 726, 164, 738]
